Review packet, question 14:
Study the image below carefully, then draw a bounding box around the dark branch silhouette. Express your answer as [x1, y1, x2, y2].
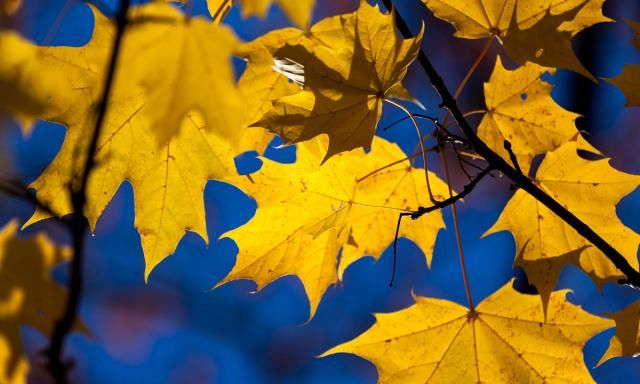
[0, 180, 66, 222]
[381, 0, 640, 288]
[391, 166, 493, 286]
[43, 0, 131, 382]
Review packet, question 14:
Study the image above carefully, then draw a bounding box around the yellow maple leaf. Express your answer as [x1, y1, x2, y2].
[0, 221, 72, 384]
[120, 3, 244, 144]
[608, 21, 640, 107]
[597, 300, 640, 366]
[23, 6, 237, 279]
[478, 56, 580, 173]
[235, 27, 304, 154]
[485, 140, 640, 312]
[324, 279, 612, 383]
[254, 1, 423, 162]
[220, 137, 447, 317]
[338, 139, 448, 279]
[206, 0, 234, 23]
[0, 32, 67, 130]
[422, 0, 610, 77]
[214, 0, 315, 29]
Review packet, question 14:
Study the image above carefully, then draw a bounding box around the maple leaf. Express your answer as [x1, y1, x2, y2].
[0, 32, 67, 129]
[608, 21, 640, 107]
[338, 140, 448, 279]
[235, 28, 304, 154]
[324, 279, 612, 383]
[422, 0, 610, 77]
[119, 3, 244, 144]
[217, 0, 315, 29]
[501, 6, 594, 80]
[206, 0, 234, 23]
[485, 140, 640, 313]
[23, 6, 237, 278]
[477, 56, 580, 173]
[254, 1, 423, 162]
[220, 137, 448, 317]
[597, 300, 640, 366]
[0, 221, 73, 384]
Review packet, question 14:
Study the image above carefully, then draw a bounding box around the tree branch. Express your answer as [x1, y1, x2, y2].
[391, 167, 493, 287]
[0, 179, 66, 222]
[380, 0, 640, 288]
[44, 1, 131, 382]
[411, 166, 493, 219]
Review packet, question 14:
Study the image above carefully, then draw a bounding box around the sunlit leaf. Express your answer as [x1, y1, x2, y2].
[485, 139, 640, 312]
[0, 221, 73, 384]
[221, 137, 447, 317]
[254, 1, 423, 162]
[324, 279, 612, 383]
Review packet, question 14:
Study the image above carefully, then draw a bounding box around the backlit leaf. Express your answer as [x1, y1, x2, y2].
[254, 1, 423, 162]
[324, 279, 612, 383]
[221, 137, 447, 317]
[0, 32, 67, 130]
[485, 140, 640, 312]
[0, 221, 72, 384]
[24, 5, 237, 279]
[422, 0, 610, 77]
[120, 3, 243, 144]
[237, 0, 314, 29]
[235, 28, 304, 154]
[478, 56, 580, 173]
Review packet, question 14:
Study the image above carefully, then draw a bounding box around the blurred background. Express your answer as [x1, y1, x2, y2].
[1, 0, 640, 382]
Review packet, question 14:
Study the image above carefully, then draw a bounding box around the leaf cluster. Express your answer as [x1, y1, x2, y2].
[1, 0, 640, 382]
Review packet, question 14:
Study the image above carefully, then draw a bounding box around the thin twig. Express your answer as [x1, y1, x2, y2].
[0, 180, 65, 222]
[438, 134, 475, 311]
[383, 114, 438, 132]
[503, 140, 522, 174]
[356, 144, 480, 183]
[384, 98, 441, 204]
[44, 0, 131, 382]
[392, 167, 493, 290]
[391, 212, 412, 287]
[356, 145, 438, 183]
[381, 0, 640, 288]
[411, 167, 493, 220]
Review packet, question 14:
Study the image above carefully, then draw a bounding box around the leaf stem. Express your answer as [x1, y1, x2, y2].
[462, 110, 487, 119]
[356, 145, 480, 183]
[455, 37, 494, 99]
[44, 0, 131, 382]
[381, 0, 640, 288]
[438, 137, 474, 311]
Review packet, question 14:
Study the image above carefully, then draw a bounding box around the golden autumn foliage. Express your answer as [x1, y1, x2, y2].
[485, 139, 640, 313]
[0, 221, 74, 384]
[477, 56, 580, 173]
[253, 2, 423, 162]
[324, 280, 613, 383]
[0, 0, 639, 382]
[422, 0, 610, 78]
[220, 137, 448, 316]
